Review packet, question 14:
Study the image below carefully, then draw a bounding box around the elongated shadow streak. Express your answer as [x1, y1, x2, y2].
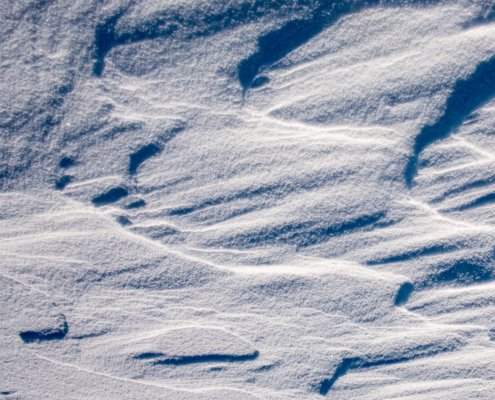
[367, 243, 459, 265]
[139, 351, 260, 365]
[449, 192, 495, 212]
[92, 187, 128, 206]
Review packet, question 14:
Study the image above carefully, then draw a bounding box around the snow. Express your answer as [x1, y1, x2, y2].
[3, 0, 495, 398]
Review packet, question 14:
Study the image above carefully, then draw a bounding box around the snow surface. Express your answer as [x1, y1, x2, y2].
[4, 0, 495, 398]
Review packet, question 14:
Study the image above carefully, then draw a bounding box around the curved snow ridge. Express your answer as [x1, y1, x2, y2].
[408, 52, 495, 186]
[197, 210, 388, 250]
[124, 327, 259, 365]
[127, 222, 180, 242]
[319, 330, 467, 394]
[415, 95, 495, 211]
[0, 192, 226, 291]
[232, 257, 402, 279]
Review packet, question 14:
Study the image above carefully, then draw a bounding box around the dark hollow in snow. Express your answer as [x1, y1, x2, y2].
[55, 175, 72, 190]
[319, 357, 360, 395]
[125, 199, 146, 209]
[115, 215, 132, 226]
[93, 12, 126, 77]
[250, 76, 270, 88]
[394, 282, 414, 306]
[59, 157, 74, 168]
[254, 364, 276, 372]
[129, 144, 161, 175]
[19, 318, 68, 343]
[92, 187, 128, 205]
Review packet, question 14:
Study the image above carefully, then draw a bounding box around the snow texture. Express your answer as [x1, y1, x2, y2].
[4, 0, 495, 398]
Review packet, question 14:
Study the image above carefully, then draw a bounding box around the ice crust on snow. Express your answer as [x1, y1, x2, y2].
[5, 0, 495, 398]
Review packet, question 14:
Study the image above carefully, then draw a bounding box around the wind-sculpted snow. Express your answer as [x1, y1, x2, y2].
[127, 327, 259, 365]
[54, 175, 72, 190]
[407, 53, 495, 186]
[20, 316, 68, 343]
[92, 0, 316, 76]
[92, 187, 129, 205]
[129, 143, 161, 174]
[319, 335, 464, 395]
[6, 1, 495, 399]
[394, 282, 415, 306]
[237, 0, 385, 88]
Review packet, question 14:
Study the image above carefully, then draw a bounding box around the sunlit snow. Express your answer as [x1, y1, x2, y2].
[3, 0, 495, 398]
